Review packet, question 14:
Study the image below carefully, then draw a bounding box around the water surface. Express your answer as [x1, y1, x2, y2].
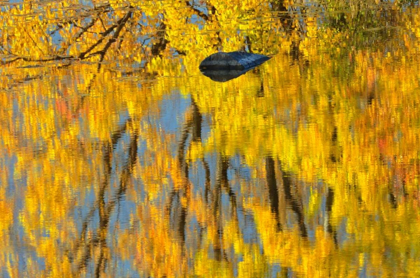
[1, 1, 420, 277]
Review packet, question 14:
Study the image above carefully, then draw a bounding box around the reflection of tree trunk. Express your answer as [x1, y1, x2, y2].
[216, 155, 229, 191]
[221, 162, 239, 222]
[168, 97, 204, 245]
[95, 141, 112, 277]
[265, 157, 282, 231]
[168, 112, 191, 244]
[257, 82, 264, 98]
[388, 189, 398, 209]
[328, 90, 341, 164]
[191, 99, 202, 142]
[367, 92, 374, 106]
[71, 120, 129, 268]
[170, 99, 239, 264]
[177, 107, 192, 178]
[96, 130, 139, 276]
[191, 99, 211, 204]
[325, 187, 337, 246]
[70, 119, 138, 276]
[168, 192, 189, 244]
[203, 158, 211, 203]
[330, 126, 338, 163]
[280, 267, 290, 278]
[278, 162, 308, 238]
[214, 154, 229, 262]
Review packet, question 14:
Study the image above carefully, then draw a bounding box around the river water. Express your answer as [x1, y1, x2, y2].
[1, 1, 420, 277]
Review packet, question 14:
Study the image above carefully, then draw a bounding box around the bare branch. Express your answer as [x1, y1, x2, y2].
[79, 10, 132, 60]
[2, 55, 73, 66]
[185, 1, 209, 21]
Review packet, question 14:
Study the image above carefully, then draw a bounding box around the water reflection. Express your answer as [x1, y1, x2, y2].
[2, 1, 420, 277]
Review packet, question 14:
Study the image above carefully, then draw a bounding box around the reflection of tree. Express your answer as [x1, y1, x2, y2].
[68, 118, 139, 276]
[165, 96, 244, 267]
[3, 1, 420, 276]
[266, 157, 282, 231]
[270, 0, 292, 31]
[166, 92, 351, 275]
[167, 100, 191, 245]
[326, 1, 401, 48]
[265, 158, 308, 237]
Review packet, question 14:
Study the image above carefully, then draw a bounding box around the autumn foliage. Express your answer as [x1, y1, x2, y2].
[1, 0, 420, 277]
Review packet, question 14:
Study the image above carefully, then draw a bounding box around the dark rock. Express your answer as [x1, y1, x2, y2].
[199, 51, 270, 82]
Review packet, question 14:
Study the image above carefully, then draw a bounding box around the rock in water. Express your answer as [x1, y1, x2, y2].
[199, 52, 270, 70]
[199, 51, 270, 82]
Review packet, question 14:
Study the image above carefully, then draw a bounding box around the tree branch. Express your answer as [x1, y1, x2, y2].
[185, 1, 209, 21]
[2, 55, 73, 65]
[94, 11, 133, 62]
[80, 10, 132, 61]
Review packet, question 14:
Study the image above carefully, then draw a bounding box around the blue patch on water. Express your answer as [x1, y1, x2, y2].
[158, 91, 191, 134]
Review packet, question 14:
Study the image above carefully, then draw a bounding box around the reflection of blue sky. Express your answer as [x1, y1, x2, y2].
[1, 73, 347, 277]
[158, 91, 190, 134]
[76, 91, 194, 276]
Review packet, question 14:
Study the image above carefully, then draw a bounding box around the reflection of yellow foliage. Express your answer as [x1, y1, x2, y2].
[0, 189, 13, 241]
[194, 250, 232, 277]
[2, 1, 420, 277]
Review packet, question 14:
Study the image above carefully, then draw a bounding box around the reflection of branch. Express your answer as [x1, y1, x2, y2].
[213, 155, 229, 262]
[95, 130, 139, 276]
[222, 169, 239, 224]
[388, 188, 398, 209]
[2, 74, 44, 91]
[202, 158, 211, 203]
[265, 157, 282, 231]
[191, 99, 202, 142]
[325, 187, 338, 245]
[166, 113, 192, 213]
[167, 102, 194, 245]
[105, 131, 139, 215]
[169, 98, 239, 264]
[270, 0, 292, 32]
[69, 118, 135, 274]
[278, 161, 308, 237]
[177, 105, 194, 177]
